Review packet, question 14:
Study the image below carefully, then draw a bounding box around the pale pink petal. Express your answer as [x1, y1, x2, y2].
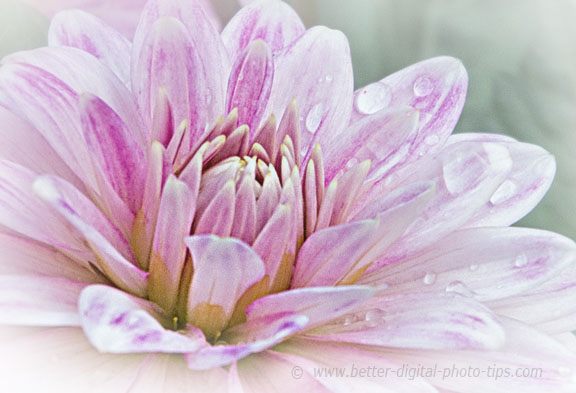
[226, 39, 274, 131]
[273, 339, 438, 393]
[308, 292, 505, 351]
[268, 26, 354, 158]
[490, 259, 576, 334]
[361, 227, 576, 303]
[0, 106, 83, 191]
[350, 57, 468, 163]
[244, 286, 375, 329]
[79, 285, 205, 353]
[448, 134, 556, 227]
[323, 106, 419, 182]
[0, 275, 88, 326]
[132, 0, 230, 145]
[222, 0, 305, 60]
[0, 232, 100, 282]
[185, 235, 265, 334]
[194, 180, 236, 237]
[185, 313, 307, 370]
[381, 318, 576, 393]
[79, 93, 146, 214]
[2, 46, 146, 146]
[49, 10, 131, 84]
[34, 177, 148, 297]
[293, 181, 434, 287]
[148, 176, 195, 314]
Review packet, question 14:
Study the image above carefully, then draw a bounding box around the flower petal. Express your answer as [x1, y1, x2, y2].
[361, 227, 576, 303]
[0, 275, 88, 326]
[48, 10, 131, 84]
[222, 0, 305, 60]
[185, 235, 265, 337]
[308, 292, 505, 351]
[79, 285, 205, 353]
[268, 26, 354, 158]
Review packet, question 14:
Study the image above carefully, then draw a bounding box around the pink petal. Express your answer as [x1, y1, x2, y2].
[267, 26, 354, 158]
[194, 180, 236, 237]
[49, 10, 131, 84]
[245, 286, 375, 330]
[350, 57, 468, 163]
[185, 313, 307, 370]
[148, 176, 195, 314]
[222, 0, 305, 60]
[79, 93, 146, 214]
[34, 177, 148, 297]
[226, 39, 274, 131]
[293, 181, 434, 287]
[0, 275, 88, 326]
[185, 235, 265, 333]
[361, 227, 576, 303]
[79, 285, 205, 353]
[308, 292, 505, 351]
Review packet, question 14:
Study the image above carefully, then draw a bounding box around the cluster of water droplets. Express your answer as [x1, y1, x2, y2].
[338, 308, 387, 329]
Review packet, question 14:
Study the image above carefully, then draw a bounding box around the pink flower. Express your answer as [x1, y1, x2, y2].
[0, 0, 575, 391]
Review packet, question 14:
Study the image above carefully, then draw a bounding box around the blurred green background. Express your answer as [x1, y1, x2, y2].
[2, 0, 575, 239]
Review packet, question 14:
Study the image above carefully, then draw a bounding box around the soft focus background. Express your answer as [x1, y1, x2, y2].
[1, 0, 575, 239]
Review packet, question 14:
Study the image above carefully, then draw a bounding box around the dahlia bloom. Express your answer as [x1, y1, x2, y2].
[0, 0, 575, 392]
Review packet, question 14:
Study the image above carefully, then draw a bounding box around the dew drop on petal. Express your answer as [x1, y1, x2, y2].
[325, 74, 333, 82]
[413, 76, 434, 97]
[469, 264, 480, 272]
[445, 281, 475, 297]
[305, 103, 324, 134]
[425, 134, 440, 146]
[514, 254, 528, 268]
[365, 309, 385, 328]
[490, 180, 518, 205]
[423, 272, 437, 285]
[355, 82, 392, 115]
[442, 150, 484, 196]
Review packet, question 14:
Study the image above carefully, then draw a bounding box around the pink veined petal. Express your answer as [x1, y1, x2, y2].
[350, 57, 468, 164]
[0, 106, 84, 192]
[0, 232, 101, 282]
[132, 0, 230, 145]
[34, 177, 148, 297]
[380, 318, 576, 393]
[307, 292, 506, 351]
[79, 285, 205, 354]
[79, 93, 147, 215]
[360, 227, 576, 303]
[447, 134, 557, 227]
[369, 140, 515, 268]
[273, 338, 439, 393]
[234, 351, 332, 393]
[267, 26, 354, 160]
[185, 235, 266, 335]
[0, 276, 88, 327]
[2, 46, 146, 147]
[292, 181, 435, 287]
[323, 106, 420, 182]
[49, 10, 132, 85]
[185, 313, 308, 370]
[148, 176, 196, 314]
[244, 286, 375, 330]
[226, 39, 274, 132]
[222, 0, 305, 61]
[490, 258, 576, 334]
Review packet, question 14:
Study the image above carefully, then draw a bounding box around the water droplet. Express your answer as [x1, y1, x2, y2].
[445, 281, 475, 297]
[325, 74, 333, 82]
[305, 103, 323, 134]
[425, 134, 439, 146]
[469, 264, 480, 272]
[490, 180, 518, 205]
[365, 309, 386, 328]
[342, 315, 356, 326]
[413, 76, 434, 97]
[345, 157, 360, 169]
[238, 72, 245, 81]
[317, 77, 323, 83]
[514, 254, 528, 268]
[355, 82, 392, 114]
[442, 150, 482, 196]
[423, 272, 437, 285]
